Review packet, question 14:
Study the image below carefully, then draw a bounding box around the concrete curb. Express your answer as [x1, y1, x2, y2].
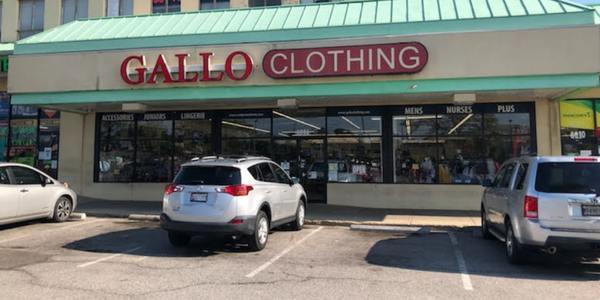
[69, 213, 87, 220]
[128, 214, 160, 222]
[350, 224, 431, 235]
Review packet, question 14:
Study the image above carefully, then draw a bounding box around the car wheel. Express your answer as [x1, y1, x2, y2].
[168, 231, 191, 247]
[53, 196, 72, 222]
[481, 206, 493, 240]
[289, 201, 305, 231]
[506, 221, 525, 265]
[248, 211, 269, 251]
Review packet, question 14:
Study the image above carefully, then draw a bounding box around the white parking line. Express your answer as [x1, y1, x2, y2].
[0, 218, 106, 244]
[246, 226, 323, 278]
[77, 246, 142, 268]
[448, 231, 474, 291]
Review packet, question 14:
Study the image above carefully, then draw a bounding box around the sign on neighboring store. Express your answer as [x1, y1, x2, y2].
[560, 100, 594, 130]
[119, 42, 429, 85]
[0, 56, 8, 73]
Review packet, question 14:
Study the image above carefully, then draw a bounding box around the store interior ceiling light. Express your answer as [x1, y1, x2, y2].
[341, 116, 361, 130]
[221, 120, 270, 133]
[448, 113, 474, 135]
[273, 111, 320, 130]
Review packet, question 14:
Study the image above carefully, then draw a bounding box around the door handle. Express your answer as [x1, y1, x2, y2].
[20, 189, 29, 193]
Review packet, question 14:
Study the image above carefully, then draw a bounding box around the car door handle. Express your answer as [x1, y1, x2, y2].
[20, 189, 29, 193]
[266, 190, 272, 194]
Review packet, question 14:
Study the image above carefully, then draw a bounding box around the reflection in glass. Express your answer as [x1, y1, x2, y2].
[438, 137, 484, 184]
[438, 114, 482, 136]
[327, 137, 382, 183]
[136, 140, 172, 182]
[174, 119, 211, 172]
[98, 140, 135, 182]
[222, 118, 271, 138]
[327, 116, 381, 136]
[273, 109, 325, 137]
[393, 115, 437, 136]
[222, 138, 270, 156]
[485, 113, 530, 135]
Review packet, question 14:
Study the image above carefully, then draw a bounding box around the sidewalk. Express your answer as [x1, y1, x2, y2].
[76, 197, 481, 228]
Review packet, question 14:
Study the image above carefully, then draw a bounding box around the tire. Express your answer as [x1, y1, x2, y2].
[505, 221, 526, 265]
[481, 206, 493, 240]
[168, 231, 191, 247]
[52, 196, 73, 222]
[289, 201, 305, 231]
[248, 211, 269, 251]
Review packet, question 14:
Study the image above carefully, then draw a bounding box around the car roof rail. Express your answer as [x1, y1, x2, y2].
[191, 155, 271, 163]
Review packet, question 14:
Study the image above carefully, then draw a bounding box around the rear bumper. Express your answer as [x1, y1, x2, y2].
[160, 213, 256, 236]
[517, 219, 600, 250]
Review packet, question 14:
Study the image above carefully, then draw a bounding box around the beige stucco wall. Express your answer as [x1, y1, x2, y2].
[9, 26, 600, 94]
[44, 0, 62, 31]
[230, 0, 249, 8]
[88, 0, 106, 18]
[327, 184, 484, 211]
[181, 0, 200, 11]
[134, 0, 152, 15]
[57, 111, 85, 192]
[1, 0, 19, 42]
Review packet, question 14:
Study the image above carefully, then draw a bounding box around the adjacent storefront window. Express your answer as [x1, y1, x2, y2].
[37, 110, 61, 178]
[106, 0, 133, 16]
[152, 0, 181, 13]
[0, 95, 9, 161]
[249, 0, 281, 6]
[327, 109, 382, 183]
[560, 100, 598, 156]
[8, 106, 38, 166]
[18, 0, 45, 39]
[200, 0, 229, 10]
[393, 103, 534, 184]
[62, 0, 88, 24]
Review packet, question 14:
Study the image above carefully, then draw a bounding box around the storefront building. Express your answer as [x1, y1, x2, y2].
[6, 0, 600, 210]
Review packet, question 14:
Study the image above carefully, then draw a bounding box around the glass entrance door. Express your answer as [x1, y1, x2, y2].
[273, 138, 326, 203]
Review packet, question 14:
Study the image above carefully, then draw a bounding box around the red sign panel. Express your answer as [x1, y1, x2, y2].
[263, 42, 428, 79]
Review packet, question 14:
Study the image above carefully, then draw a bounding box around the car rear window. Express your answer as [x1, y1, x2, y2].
[535, 162, 600, 194]
[174, 166, 241, 186]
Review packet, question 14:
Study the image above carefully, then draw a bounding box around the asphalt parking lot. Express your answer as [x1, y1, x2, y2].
[0, 217, 599, 299]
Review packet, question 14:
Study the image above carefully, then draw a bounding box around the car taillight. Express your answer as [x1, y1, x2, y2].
[524, 195, 538, 219]
[574, 157, 597, 162]
[164, 183, 183, 196]
[221, 184, 253, 196]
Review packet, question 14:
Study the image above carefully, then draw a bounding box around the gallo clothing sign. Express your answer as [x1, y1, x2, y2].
[119, 42, 428, 85]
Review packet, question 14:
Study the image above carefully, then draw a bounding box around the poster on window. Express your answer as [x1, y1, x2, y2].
[9, 106, 38, 166]
[560, 100, 596, 156]
[0, 94, 9, 161]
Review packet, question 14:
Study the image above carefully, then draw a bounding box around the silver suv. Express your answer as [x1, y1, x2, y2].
[481, 156, 600, 264]
[160, 156, 307, 251]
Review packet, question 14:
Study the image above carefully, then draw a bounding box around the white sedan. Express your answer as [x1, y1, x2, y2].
[0, 162, 77, 225]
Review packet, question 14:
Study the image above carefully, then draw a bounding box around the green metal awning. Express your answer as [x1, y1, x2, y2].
[14, 0, 598, 55]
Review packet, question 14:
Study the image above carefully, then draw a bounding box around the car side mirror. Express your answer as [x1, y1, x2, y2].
[41, 179, 47, 187]
[482, 179, 493, 187]
[291, 177, 300, 185]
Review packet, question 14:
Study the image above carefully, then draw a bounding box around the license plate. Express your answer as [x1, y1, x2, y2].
[190, 192, 208, 202]
[582, 205, 600, 216]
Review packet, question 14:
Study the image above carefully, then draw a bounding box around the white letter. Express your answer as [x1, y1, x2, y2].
[377, 48, 395, 70]
[399, 46, 420, 69]
[346, 49, 364, 71]
[327, 50, 344, 72]
[290, 53, 303, 74]
[270, 53, 288, 75]
[306, 51, 326, 73]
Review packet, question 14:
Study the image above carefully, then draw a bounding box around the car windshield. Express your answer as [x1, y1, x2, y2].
[535, 162, 600, 194]
[174, 166, 241, 186]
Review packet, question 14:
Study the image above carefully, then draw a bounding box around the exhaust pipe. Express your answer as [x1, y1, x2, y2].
[543, 246, 558, 255]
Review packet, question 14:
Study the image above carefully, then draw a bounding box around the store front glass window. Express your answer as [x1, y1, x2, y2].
[393, 108, 438, 184]
[174, 112, 212, 173]
[221, 113, 271, 156]
[560, 100, 597, 156]
[136, 114, 173, 182]
[327, 111, 382, 183]
[273, 109, 325, 137]
[8, 106, 38, 166]
[97, 114, 135, 182]
[37, 110, 61, 178]
[0, 95, 9, 162]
